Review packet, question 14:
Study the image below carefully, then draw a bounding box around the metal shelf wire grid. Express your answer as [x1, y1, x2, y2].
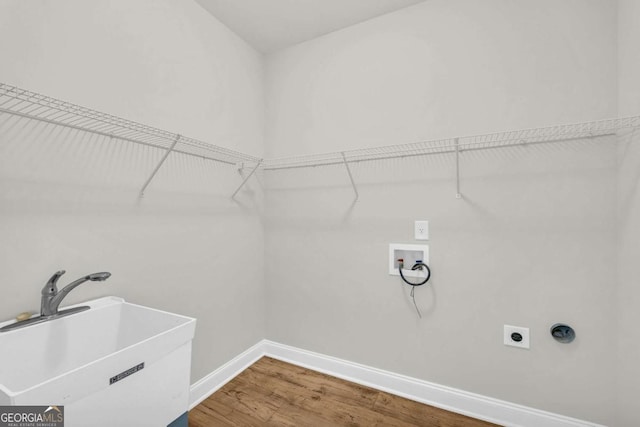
[0, 83, 260, 165]
[263, 116, 640, 171]
[2, 82, 638, 173]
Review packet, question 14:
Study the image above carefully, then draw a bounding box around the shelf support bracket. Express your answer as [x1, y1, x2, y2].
[139, 134, 181, 198]
[455, 138, 462, 199]
[231, 159, 263, 200]
[341, 152, 359, 201]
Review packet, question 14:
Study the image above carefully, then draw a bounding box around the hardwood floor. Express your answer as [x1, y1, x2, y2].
[189, 357, 500, 427]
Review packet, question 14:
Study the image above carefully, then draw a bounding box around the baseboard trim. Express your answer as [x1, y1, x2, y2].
[189, 340, 265, 410]
[190, 340, 604, 427]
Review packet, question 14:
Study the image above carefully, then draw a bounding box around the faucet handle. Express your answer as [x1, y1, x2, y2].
[42, 270, 66, 295]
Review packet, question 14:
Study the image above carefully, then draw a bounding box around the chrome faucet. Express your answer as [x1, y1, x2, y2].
[41, 270, 111, 316]
[0, 269, 111, 332]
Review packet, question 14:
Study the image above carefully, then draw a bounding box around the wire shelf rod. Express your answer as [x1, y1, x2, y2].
[262, 116, 639, 171]
[2, 83, 638, 179]
[0, 105, 239, 164]
[262, 132, 620, 171]
[0, 82, 257, 165]
[263, 129, 624, 173]
[1, 93, 178, 144]
[4, 86, 156, 133]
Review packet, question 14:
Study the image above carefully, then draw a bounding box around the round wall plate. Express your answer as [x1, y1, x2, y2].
[550, 323, 575, 343]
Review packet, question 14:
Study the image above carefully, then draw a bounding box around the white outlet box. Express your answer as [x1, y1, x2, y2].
[504, 325, 530, 349]
[414, 220, 429, 240]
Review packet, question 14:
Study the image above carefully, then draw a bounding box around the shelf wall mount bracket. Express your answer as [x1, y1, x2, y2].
[341, 152, 359, 201]
[455, 138, 462, 199]
[139, 134, 181, 198]
[231, 159, 263, 200]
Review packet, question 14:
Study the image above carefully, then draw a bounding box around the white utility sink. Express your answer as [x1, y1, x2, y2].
[0, 296, 196, 427]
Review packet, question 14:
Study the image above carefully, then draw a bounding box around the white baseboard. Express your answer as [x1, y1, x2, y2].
[190, 340, 604, 427]
[189, 340, 265, 410]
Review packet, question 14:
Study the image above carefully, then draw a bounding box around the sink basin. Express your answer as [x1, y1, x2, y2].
[0, 296, 196, 427]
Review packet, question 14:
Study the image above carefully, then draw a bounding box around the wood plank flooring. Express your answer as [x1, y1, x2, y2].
[189, 357, 500, 427]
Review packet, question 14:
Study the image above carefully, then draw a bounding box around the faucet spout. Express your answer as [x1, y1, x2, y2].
[40, 270, 111, 317]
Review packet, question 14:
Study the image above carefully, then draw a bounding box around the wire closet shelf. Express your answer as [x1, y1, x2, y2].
[0, 82, 260, 166]
[1, 82, 639, 199]
[262, 116, 640, 171]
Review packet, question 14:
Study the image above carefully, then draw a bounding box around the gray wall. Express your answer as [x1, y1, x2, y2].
[264, 1, 619, 424]
[616, 1, 640, 425]
[1, 1, 637, 425]
[0, 0, 266, 383]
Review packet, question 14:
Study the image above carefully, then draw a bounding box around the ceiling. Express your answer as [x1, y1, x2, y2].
[194, 0, 425, 54]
